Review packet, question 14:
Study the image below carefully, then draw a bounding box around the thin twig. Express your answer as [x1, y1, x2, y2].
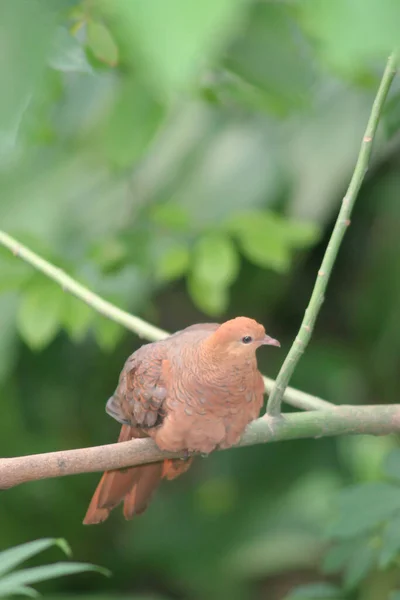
[0, 230, 334, 412]
[1, 404, 399, 490]
[266, 52, 398, 417]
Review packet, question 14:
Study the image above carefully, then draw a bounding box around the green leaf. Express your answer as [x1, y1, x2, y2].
[343, 543, 377, 590]
[0, 0, 59, 132]
[62, 295, 93, 343]
[188, 275, 228, 317]
[390, 593, 400, 600]
[87, 21, 119, 67]
[227, 211, 291, 272]
[322, 539, 367, 575]
[155, 244, 190, 282]
[282, 220, 320, 249]
[284, 582, 343, 599]
[0, 538, 71, 578]
[101, 77, 164, 169]
[382, 449, 400, 481]
[0, 250, 31, 292]
[0, 562, 109, 597]
[328, 483, 400, 539]
[226, 3, 314, 115]
[49, 27, 93, 74]
[192, 233, 239, 287]
[379, 514, 400, 568]
[17, 278, 65, 350]
[5, 585, 39, 598]
[93, 317, 125, 352]
[299, 0, 400, 72]
[149, 204, 190, 232]
[101, 0, 244, 94]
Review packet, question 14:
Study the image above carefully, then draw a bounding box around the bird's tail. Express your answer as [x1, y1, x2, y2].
[83, 425, 192, 525]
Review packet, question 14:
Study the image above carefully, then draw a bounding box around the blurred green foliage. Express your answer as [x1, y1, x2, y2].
[1, 1, 400, 599]
[0, 539, 107, 597]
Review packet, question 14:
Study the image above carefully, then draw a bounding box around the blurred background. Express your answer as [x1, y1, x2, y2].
[1, 1, 400, 599]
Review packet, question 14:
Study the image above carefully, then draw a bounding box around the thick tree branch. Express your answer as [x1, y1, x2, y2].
[0, 230, 334, 412]
[267, 52, 398, 417]
[1, 404, 399, 490]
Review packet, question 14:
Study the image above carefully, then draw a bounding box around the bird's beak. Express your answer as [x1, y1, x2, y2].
[261, 335, 280, 347]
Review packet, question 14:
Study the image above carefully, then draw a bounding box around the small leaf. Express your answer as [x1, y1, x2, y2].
[283, 220, 320, 249]
[17, 278, 65, 350]
[227, 211, 291, 272]
[93, 317, 125, 352]
[343, 543, 377, 590]
[284, 582, 343, 599]
[379, 514, 400, 568]
[328, 483, 400, 539]
[7, 585, 39, 598]
[192, 233, 239, 287]
[382, 449, 400, 481]
[62, 295, 93, 343]
[102, 77, 164, 169]
[49, 27, 93, 74]
[87, 21, 119, 67]
[0, 562, 109, 597]
[150, 203, 190, 232]
[155, 244, 190, 282]
[0, 538, 71, 577]
[322, 539, 366, 575]
[187, 275, 228, 316]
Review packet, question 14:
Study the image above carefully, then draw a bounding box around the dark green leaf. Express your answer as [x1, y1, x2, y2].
[101, 77, 164, 169]
[343, 543, 377, 590]
[62, 295, 93, 343]
[93, 317, 125, 352]
[17, 278, 65, 350]
[49, 27, 93, 74]
[87, 21, 119, 67]
[101, 0, 243, 94]
[187, 275, 228, 316]
[328, 483, 400, 539]
[322, 538, 367, 575]
[226, 3, 314, 115]
[227, 211, 291, 272]
[379, 514, 400, 568]
[150, 204, 190, 232]
[382, 449, 400, 481]
[155, 244, 190, 282]
[299, 0, 400, 71]
[284, 582, 343, 599]
[192, 233, 239, 287]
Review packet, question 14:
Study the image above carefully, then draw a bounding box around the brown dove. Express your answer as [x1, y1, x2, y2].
[83, 316, 279, 525]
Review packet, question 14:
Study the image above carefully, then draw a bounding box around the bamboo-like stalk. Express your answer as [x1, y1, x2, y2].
[266, 52, 398, 417]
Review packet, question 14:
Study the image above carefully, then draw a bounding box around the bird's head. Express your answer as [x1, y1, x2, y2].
[208, 316, 280, 358]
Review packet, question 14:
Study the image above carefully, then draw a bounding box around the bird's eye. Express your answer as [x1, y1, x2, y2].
[242, 335, 253, 344]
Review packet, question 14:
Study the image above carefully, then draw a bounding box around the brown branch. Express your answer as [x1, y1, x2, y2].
[1, 404, 399, 490]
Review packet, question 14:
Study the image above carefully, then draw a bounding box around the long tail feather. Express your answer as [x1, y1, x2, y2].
[83, 427, 193, 525]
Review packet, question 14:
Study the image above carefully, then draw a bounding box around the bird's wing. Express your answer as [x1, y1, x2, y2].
[106, 343, 169, 429]
[169, 322, 219, 338]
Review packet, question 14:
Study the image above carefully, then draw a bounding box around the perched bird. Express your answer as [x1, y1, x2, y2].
[83, 317, 280, 525]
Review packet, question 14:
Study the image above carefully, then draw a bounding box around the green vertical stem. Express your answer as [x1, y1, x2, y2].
[267, 52, 398, 417]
